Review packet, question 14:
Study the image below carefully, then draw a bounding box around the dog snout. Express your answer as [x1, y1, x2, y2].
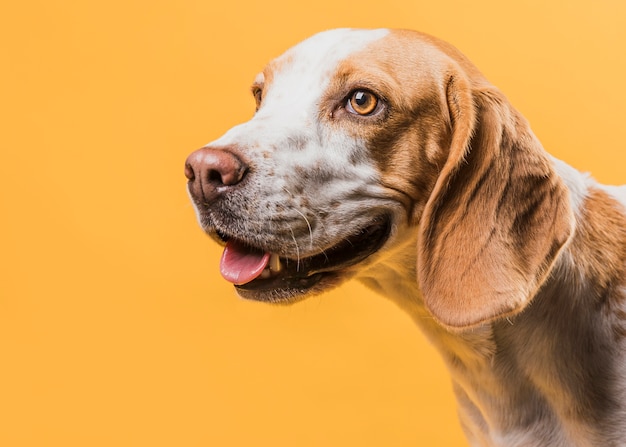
[185, 147, 248, 203]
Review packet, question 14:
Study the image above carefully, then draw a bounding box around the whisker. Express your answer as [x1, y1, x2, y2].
[293, 208, 314, 250]
[289, 226, 301, 271]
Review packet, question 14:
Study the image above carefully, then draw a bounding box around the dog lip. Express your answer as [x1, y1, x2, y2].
[235, 272, 325, 297]
[304, 215, 391, 274]
[232, 215, 391, 299]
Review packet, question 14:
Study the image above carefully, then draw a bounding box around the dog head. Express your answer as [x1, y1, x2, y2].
[185, 29, 573, 329]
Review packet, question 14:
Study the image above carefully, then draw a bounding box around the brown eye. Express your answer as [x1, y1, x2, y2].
[348, 90, 378, 115]
[252, 87, 263, 111]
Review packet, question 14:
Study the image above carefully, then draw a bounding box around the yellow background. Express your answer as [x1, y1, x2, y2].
[2, 1, 625, 445]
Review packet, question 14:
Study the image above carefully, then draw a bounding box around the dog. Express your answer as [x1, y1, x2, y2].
[185, 29, 626, 446]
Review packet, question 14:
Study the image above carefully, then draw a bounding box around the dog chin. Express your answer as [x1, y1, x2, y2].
[233, 270, 354, 304]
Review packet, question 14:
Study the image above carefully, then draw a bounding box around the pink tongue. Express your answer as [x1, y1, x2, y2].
[220, 240, 271, 285]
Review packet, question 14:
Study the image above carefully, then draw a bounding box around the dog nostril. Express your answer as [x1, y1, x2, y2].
[207, 169, 223, 184]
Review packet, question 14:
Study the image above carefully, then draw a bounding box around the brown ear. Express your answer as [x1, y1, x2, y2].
[417, 72, 574, 329]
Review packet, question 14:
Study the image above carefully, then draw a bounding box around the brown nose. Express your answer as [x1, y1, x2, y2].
[185, 147, 248, 203]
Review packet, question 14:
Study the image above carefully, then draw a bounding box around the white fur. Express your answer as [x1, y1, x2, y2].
[205, 29, 393, 259]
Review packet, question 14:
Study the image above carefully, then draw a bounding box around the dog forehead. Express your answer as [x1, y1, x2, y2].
[262, 28, 390, 97]
[280, 28, 390, 66]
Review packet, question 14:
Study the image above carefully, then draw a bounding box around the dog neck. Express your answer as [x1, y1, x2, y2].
[357, 183, 626, 445]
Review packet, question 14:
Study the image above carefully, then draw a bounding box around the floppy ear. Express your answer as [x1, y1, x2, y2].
[417, 71, 574, 329]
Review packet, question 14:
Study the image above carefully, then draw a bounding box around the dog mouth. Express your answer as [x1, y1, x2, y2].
[213, 216, 391, 302]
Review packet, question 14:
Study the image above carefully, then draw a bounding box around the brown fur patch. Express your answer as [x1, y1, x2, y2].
[568, 189, 626, 342]
[570, 189, 626, 292]
[320, 31, 461, 220]
[418, 86, 573, 328]
[318, 30, 576, 328]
